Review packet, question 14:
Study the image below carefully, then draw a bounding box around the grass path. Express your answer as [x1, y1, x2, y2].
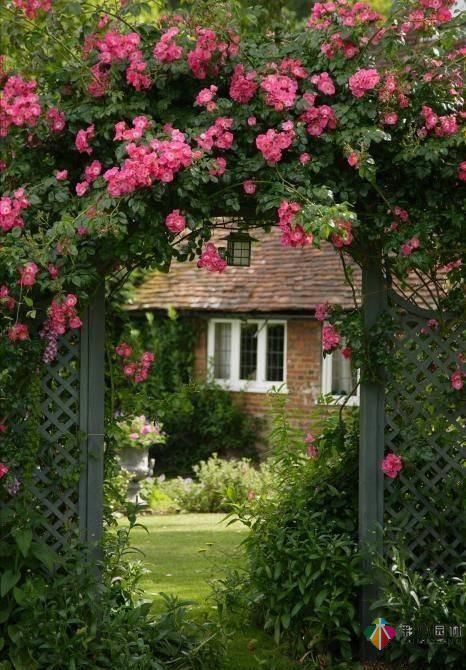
[127, 513, 299, 670]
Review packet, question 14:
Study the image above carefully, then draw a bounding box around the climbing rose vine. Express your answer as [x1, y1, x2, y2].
[0, 0, 464, 449]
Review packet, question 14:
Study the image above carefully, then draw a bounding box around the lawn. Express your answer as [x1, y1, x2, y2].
[126, 513, 300, 670]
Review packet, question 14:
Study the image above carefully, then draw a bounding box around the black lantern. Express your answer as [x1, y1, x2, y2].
[226, 231, 254, 267]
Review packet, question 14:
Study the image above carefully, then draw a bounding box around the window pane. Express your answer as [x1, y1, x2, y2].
[331, 350, 357, 395]
[214, 323, 231, 379]
[240, 324, 258, 380]
[266, 325, 285, 382]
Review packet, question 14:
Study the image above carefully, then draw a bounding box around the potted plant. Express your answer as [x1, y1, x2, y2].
[116, 415, 165, 503]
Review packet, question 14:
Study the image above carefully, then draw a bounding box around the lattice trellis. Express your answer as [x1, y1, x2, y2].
[384, 293, 466, 574]
[29, 332, 82, 550]
[23, 286, 106, 552]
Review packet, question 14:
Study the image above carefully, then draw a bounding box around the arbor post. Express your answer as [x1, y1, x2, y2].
[359, 258, 386, 660]
[79, 282, 105, 547]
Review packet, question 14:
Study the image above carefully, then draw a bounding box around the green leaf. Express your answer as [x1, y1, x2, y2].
[0, 570, 21, 598]
[315, 589, 328, 608]
[30, 543, 56, 571]
[14, 529, 32, 558]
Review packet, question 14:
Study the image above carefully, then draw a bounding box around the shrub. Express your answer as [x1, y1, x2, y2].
[373, 549, 466, 669]
[151, 383, 262, 477]
[143, 454, 274, 513]
[220, 402, 363, 667]
[0, 514, 225, 670]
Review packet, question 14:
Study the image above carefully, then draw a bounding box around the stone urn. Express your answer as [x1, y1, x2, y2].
[119, 446, 151, 504]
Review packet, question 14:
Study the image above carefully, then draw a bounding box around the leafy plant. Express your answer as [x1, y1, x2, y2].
[151, 384, 261, 477]
[143, 454, 274, 513]
[0, 514, 225, 670]
[220, 404, 364, 667]
[373, 549, 466, 669]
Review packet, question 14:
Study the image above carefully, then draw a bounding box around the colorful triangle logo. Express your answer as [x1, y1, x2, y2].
[364, 618, 397, 650]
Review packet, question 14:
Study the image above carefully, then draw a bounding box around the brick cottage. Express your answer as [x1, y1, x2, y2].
[128, 230, 362, 431]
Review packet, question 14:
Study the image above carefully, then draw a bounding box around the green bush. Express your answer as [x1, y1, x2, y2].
[143, 454, 274, 513]
[0, 514, 225, 670]
[373, 549, 466, 669]
[219, 404, 363, 668]
[151, 384, 262, 477]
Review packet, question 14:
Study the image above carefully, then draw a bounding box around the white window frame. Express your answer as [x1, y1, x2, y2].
[321, 351, 360, 406]
[207, 318, 288, 393]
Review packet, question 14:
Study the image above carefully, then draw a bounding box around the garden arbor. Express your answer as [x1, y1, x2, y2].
[31, 256, 465, 650]
[0, 0, 465, 664]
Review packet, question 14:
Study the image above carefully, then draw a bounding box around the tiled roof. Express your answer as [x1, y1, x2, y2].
[128, 229, 361, 314]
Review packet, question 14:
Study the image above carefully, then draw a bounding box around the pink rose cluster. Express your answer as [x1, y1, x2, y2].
[115, 342, 156, 383]
[459, 162, 466, 182]
[279, 58, 308, 79]
[89, 30, 150, 92]
[0, 463, 9, 479]
[421, 106, 458, 137]
[378, 72, 409, 110]
[7, 323, 29, 342]
[308, 0, 381, 30]
[0, 75, 41, 137]
[104, 127, 193, 197]
[260, 74, 298, 111]
[320, 33, 359, 60]
[311, 72, 336, 96]
[12, 0, 51, 19]
[40, 295, 82, 363]
[18, 262, 39, 287]
[197, 117, 234, 151]
[46, 107, 66, 133]
[381, 453, 403, 479]
[153, 27, 184, 63]
[322, 324, 341, 351]
[300, 99, 337, 137]
[195, 85, 218, 111]
[114, 115, 151, 141]
[209, 156, 227, 177]
[229, 64, 258, 104]
[187, 28, 239, 80]
[256, 121, 295, 164]
[315, 303, 330, 322]
[400, 236, 420, 256]
[348, 68, 380, 98]
[0, 189, 29, 233]
[75, 159, 103, 198]
[0, 285, 15, 311]
[75, 124, 95, 154]
[165, 209, 186, 234]
[331, 220, 353, 248]
[197, 243, 227, 273]
[401, 0, 454, 33]
[277, 200, 312, 248]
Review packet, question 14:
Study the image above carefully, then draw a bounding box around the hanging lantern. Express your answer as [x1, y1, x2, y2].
[226, 231, 254, 267]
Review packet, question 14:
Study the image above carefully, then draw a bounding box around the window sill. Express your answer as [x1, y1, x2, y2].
[212, 379, 289, 394]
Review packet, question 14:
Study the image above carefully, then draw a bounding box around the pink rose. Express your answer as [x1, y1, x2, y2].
[381, 453, 403, 479]
[348, 68, 380, 98]
[450, 370, 464, 391]
[165, 209, 186, 234]
[0, 462, 9, 478]
[243, 180, 257, 194]
[55, 170, 68, 181]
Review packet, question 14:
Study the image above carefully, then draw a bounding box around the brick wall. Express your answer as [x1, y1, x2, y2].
[193, 317, 334, 441]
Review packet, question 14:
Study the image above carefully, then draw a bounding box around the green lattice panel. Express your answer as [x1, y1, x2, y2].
[384, 298, 466, 574]
[29, 332, 82, 550]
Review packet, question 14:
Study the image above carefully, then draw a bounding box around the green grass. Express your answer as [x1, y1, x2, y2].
[126, 513, 299, 670]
